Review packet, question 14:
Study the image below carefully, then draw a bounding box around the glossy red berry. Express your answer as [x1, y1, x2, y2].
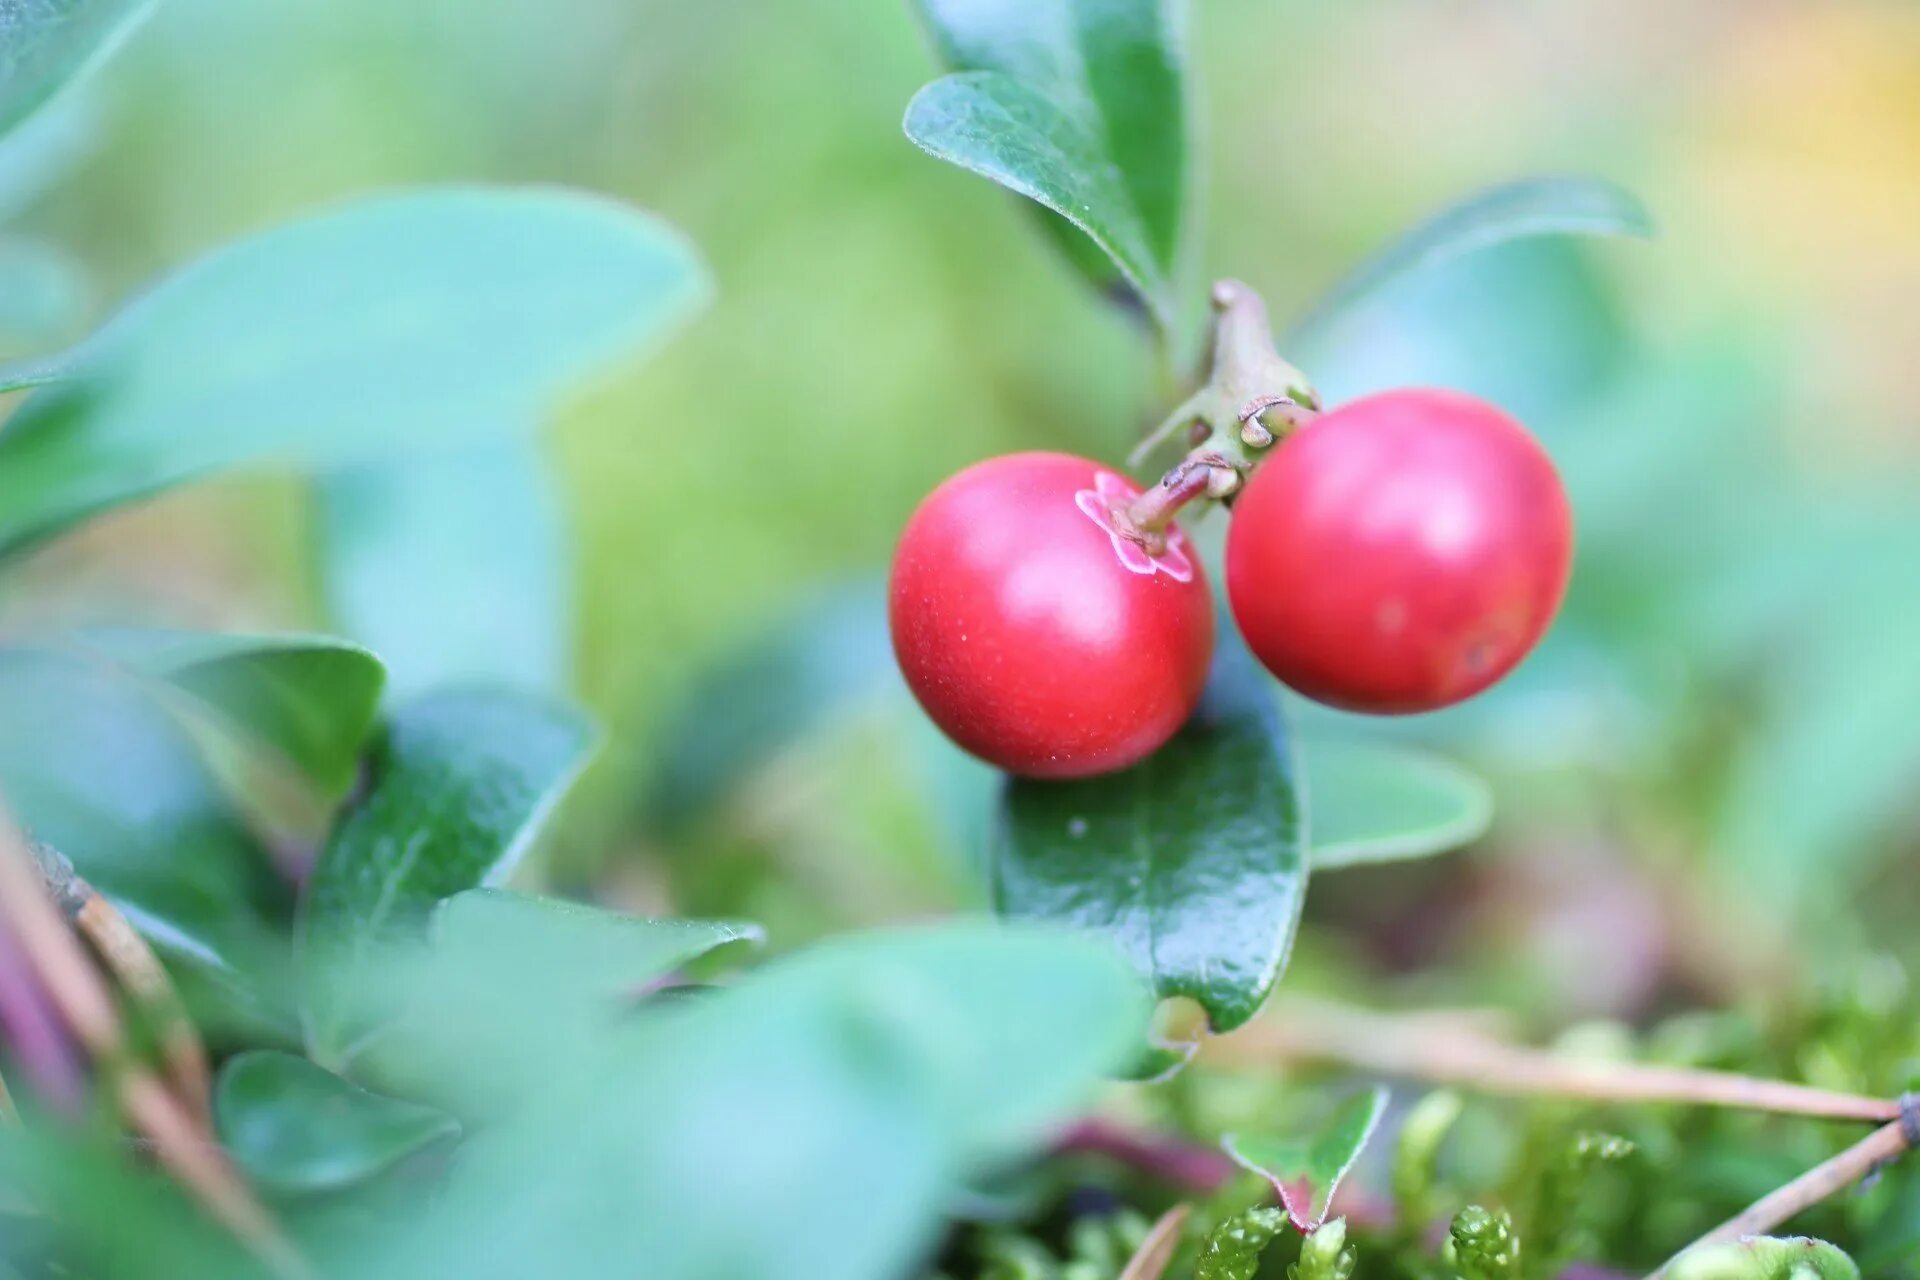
[1225, 388, 1573, 714]
[890, 451, 1214, 778]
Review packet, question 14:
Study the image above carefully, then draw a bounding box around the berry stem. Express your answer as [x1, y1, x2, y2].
[1118, 449, 1238, 550]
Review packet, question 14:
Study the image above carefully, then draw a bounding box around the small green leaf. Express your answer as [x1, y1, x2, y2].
[905, 71, 1174, 329]
[317, 442, 570, 698]
[1306, 737, 1493, 870]
[992, 639, 1306, 1033]
[1289, 177, 1652, 349]
[910, 0, 1189, 320]
[1390, 1090, 1463, 1233]
[1666, 1237, 1859, 1280]
[1223, 1086, 1390, 1231]
[301, 688, 597, 1062]
[0, 0, 156, 139]
[1196, 1206, 1289, 1280]
[214, 1051, 458, 1197]
[1448, 1205, 1521, 1280]
[77, 629, 386, 806]
[0, 187, 709, 557]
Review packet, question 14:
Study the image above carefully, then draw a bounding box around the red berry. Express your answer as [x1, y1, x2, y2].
[1225, 388, 1572, 714]
[890, 451, 1214, 778]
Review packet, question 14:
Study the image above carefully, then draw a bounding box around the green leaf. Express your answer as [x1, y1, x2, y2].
[1223, 1086, 1390, 1231]
[910, 0, 1188, 319]
[1306, 737, 1492, 870]
[317, 442, 570, 698]
[369, 923, 1145, 1280]
[0, 645, 287, 980]
[1289, 177, 1652, 349]
[1666, 1237, 1859, 1280]
[905, 71, 1175, 329]
[77, 628, 387, 806]
[0, 236, 87, 357]
[301, 688, 597, 1062]
[992, 638, 1306, 1033]
[0, 0, 156, 139]
[1196, 1207, 1290, 1280]
[0, 187, 709, 557]
[214, 1051, 458, 1197]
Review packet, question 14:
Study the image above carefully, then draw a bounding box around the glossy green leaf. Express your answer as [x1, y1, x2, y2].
[0, 647, 288, 993]
[1306, 737, 1493, 870]
[0, 187, 709, 557]
[1223, 1086, 1390, 1231]
[905, 71, 1174, 328]
[367, 923, 1144, 1280]
[77, 628, 387, 806]
[301, 688, 597, 1062]
[214, 1051, 458, 1197]
[317, 442, 569, 698]
[992, 639, 1306, 1033]
[1666, 1237, 1859, 1280]
[0, 236, 87, 358]
[1289, 177, 1652, 349]
[910, 0, 1188, 319]
[0, 0, 156, 139]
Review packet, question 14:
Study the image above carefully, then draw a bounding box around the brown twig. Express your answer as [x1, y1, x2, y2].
[1055, 1117, 1237, 1193]
[0, 809, 306, 1278]
[1210, 996, 1900, 1124]
[1654, 1117, 1915, 1274]
[1118, 1203, 1192, 1280]
[35, 843, 213, 1124]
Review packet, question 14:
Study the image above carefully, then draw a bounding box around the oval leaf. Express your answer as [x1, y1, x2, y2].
[1306, 737, 1492, 870]
[992, 639, 1306, 1033]
[911, 0, 1188, 317]
[1289, 177, 1652, 348]
[317, 441, 570, 698]
[0, 0, 155, 139]
[1666, 1237, 1859, 1280]
[301, 688, 597, 1062]
[77, 628, 387, 806]
[0, 187, 709, 557]
[215, 1051, 459, 1197]
[1223, 1086, 1390, 1231]
[905, 71, 1173, 329]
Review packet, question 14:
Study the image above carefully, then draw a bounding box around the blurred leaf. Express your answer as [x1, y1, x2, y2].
[911, 0, 1187, 321]
[0, 187, 709, 556]
[992, 638, 1306, 1033]
[0, 92, 97, 219]
[0, 646, 288, 985]
[1223, 1087, 1389, 1231]
[354, 889, 763, 1115]
[0, 236, 87, 357]
[0, 0, 156, 139]
[301, 688, 596, 1063]
[78, 628, 386, 805]
[905, 71, 1175, 329]
[641, 582, 896, 833]
[1665, 1237, 1858, 1280]
[1289, 177, 1652, 350]
[214, 1051, 458, 1197]
[1306, 736, 1492, 870]
[370, 923, 1144, 1280]
[317, 442, 570, 698]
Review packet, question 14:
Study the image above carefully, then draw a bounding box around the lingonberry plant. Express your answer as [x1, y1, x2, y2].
[1, 3, 1918, 1280]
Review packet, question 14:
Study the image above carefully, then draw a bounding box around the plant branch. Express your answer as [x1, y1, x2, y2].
[1118, 1203, 1192, 1280]
[1210, 996, 1900, 1124]
[0, 806, 307, 1278]
[30, 841, 211, 1124]
[1055, 1116, 1237, 1193]
[1654, 1115, 1916, 1274]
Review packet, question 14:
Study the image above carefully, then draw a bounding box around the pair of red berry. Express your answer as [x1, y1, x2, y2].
[889, 388, 1574, 779]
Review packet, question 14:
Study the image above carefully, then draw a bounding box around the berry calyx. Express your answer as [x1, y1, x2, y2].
[889, 451, 1215, 778]
[1225, 388, 1573, 714]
